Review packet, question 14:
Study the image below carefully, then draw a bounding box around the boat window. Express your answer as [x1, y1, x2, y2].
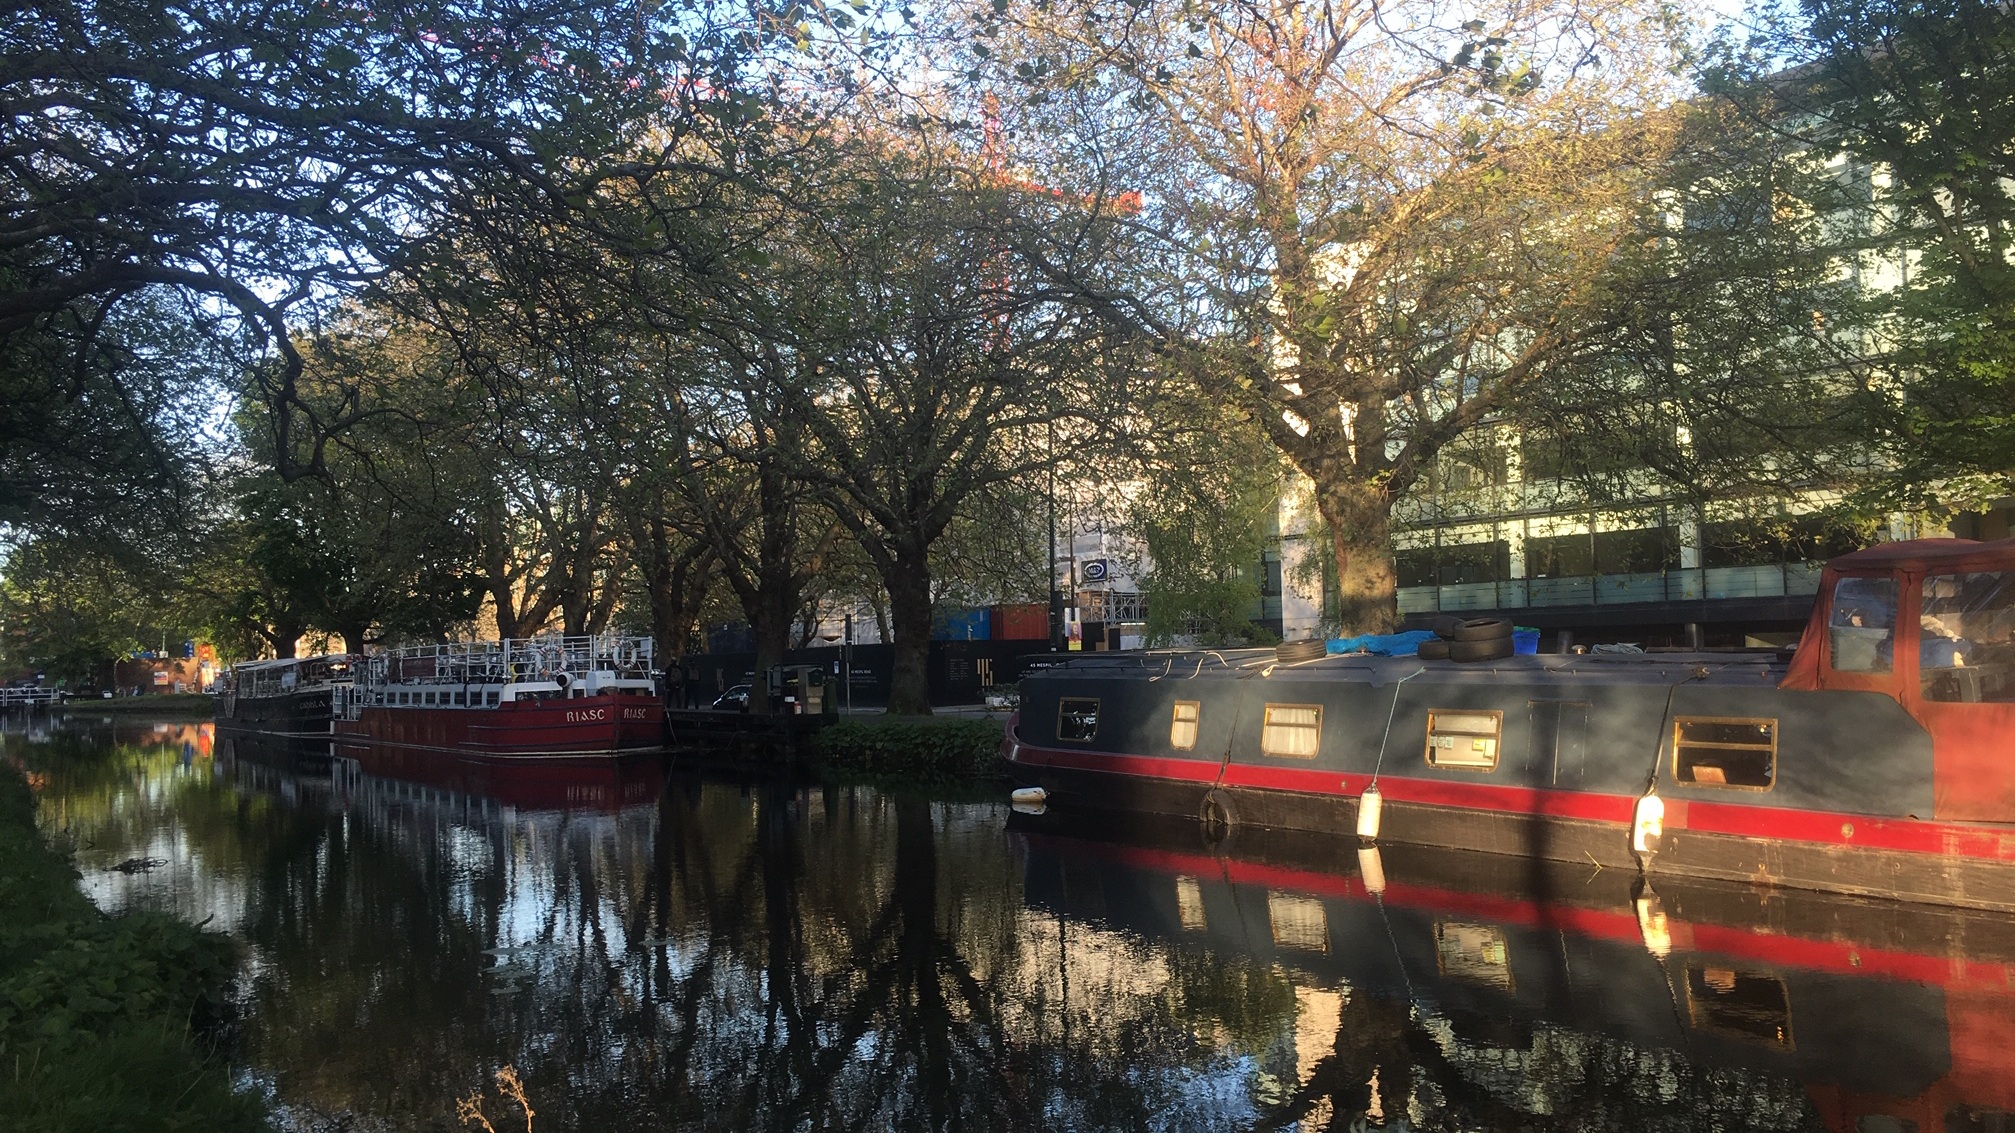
[1174, 875, 1207, 932]
[1425, 710, 1501, 770]
[1260, 704, 1322, 758]
[1683, 964, 1793, 1050]
[1267, 891, 1328, 952]
[453, 691, 467, 706]
[1827, 576, 1897, 673]
[1673, 717, 1776, 789]
[1170, 701, 1200, 751]
[1920, 571, 2015, 703]
[1434, 922, 1514, 991]
[486, 691, 500, 706]
[1057, 697, 1100, 742]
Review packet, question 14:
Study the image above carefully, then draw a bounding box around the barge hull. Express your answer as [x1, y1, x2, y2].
[1010, 732, 2015, 913]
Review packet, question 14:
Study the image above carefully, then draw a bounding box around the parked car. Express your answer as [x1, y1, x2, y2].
[711, 684, 752, 712]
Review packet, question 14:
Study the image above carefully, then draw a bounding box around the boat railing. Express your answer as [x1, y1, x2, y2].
[356, 635, 657, 690]
[0, 687, 64, 708]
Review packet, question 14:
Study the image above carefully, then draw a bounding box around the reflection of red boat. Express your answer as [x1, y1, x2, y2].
[334, 635, 663, 761]
[1007, 539, 2015, 910]
[1011, 811, 2015, 1131]
[340, 745, 666, 812]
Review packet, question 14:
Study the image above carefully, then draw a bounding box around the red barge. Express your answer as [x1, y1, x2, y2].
[1004, 537, 2015, 911]
[334, 634, 663, 764]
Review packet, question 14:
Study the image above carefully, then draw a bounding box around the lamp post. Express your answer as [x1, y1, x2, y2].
[1049, 418, 1064, 653]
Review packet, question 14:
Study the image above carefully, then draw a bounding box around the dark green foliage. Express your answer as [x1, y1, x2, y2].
[811, 719, 1009, 783]
[0, 770, 265, 1132]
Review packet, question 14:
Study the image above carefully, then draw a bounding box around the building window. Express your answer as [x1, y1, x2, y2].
[1057, 697, 1100, 742]
[1673, 717, 1776, 789]
[1170, 701, 1200, 751]
[1827, 576, 1896, 674]
[1425, 710, 1502, 770]
[1261, 704, 1322, 758]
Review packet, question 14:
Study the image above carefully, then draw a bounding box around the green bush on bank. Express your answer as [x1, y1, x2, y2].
[810, 718, 1008, 783]
[0, 770, 265, 1133]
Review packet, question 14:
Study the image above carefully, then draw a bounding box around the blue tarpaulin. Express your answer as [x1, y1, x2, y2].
[1326, 630, 1439, 656]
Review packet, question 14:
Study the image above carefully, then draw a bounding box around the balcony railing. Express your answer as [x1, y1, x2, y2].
[1397, 563, 1825, 615]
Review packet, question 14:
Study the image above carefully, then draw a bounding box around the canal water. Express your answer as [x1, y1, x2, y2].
[7, 714, 2013, 1132]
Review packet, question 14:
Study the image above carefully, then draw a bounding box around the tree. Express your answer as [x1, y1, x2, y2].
[1713, 0, 2015, 511]
[982, 0, 1693, 632]
[734, 134, 1133, 713]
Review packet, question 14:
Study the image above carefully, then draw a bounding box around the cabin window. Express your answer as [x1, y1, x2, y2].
[1827, 576, 1896, 673]
[1673, 717, 1776, 789]
[1170, 701, 1200, 751]
[454, 691, 467, 706]
[1425, 710, 1502, 770]
[486, 691, 500, 706]
[1434, 922, 1514, 991]
[1174, 875, 1207, 932]
[425, 691, 438, 706]
[1260, 704, 1322, 758]
[1683, 964, 1793, 1050]
[1920, 570, 2015, 703]
[1267, 891, 1327, 952]
[1057, 697, 1100, 742]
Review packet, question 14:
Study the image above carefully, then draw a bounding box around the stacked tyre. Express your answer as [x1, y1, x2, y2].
[1419, 616, 1515, 662]
[1275, 639, 1328, 663]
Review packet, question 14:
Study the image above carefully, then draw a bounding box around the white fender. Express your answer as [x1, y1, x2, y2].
[1010, 787, 1047, 807]
[1357, 845, 1387, 896]
[1631, 792, 1665, 854]
[1355, 785, 1383, 840]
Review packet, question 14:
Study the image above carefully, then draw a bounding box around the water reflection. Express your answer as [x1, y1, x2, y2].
[7, 715, 2015, 1132]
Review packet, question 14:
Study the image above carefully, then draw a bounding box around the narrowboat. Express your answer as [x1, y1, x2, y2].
[1011, 811, 2015, 1132]
[333, 634, 663, 763]
[217, 653, 357, 741]
[1003, 537, 2015, 911]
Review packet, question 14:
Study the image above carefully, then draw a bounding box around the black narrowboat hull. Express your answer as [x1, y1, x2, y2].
[1006, 651, 2015, 913]
[217, 687, 339, 741]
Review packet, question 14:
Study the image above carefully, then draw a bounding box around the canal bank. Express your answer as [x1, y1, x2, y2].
[0, 763, 263, 1132]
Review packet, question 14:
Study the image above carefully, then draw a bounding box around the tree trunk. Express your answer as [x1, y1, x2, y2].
[338, 623, 369, 654]
[748, 587, 795, 715]
[266, 619, 304, 659]
[883, 552, 934, 715]
[1313, 477, 1400, 635]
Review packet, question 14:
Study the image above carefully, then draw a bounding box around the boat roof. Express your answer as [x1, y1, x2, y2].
[1827, 536, 2015, 573]
[231, 653, 354, 673]
[1033, 649, 1783, 688]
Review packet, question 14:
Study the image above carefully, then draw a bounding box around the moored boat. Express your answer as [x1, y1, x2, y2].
[1004, 537, 2015, 911]
[217, 653, 357, 741]
[334, 634, 663, 762]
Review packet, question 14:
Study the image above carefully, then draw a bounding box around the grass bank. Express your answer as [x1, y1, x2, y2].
[57, 693, 213, 717]
[810, 717, 1009, 787]
[0, 768, 264, 1132]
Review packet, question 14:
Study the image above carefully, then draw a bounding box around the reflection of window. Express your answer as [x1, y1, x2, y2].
[1267, 892, 1328, 952]
[1921, 571, 2015, 703]
[1261, 704, 1322, 758]
[1170, 701, 1199, 751]
[1175, 875, 1207, 932]
[1057, 697, 1100, 742]
[1674, 717, 1776, 789]
[1425, 710, 1502, 770]
[1828, 576, 1896, 673]
[1683, 965, 1793, 1050]
[1434, 922, 1514, 991]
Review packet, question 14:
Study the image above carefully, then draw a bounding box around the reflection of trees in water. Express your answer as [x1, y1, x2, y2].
[135, 766, 1289, 1131]
[16, 723, 1843, 1133]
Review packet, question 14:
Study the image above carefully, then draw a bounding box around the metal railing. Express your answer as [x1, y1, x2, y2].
[354, 634, 657, 691]
[1397, 563, 1825, 615]
[0, 687, 64, 708]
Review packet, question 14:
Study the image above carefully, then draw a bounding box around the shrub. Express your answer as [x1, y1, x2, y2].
[0, 770, 266, 1133]
[810, 719, 1009, 783]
